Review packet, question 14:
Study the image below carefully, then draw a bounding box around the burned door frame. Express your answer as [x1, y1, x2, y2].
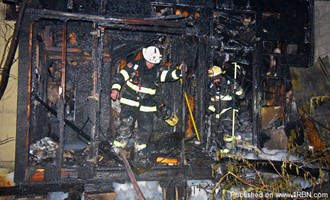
[14, 6, 212, 193]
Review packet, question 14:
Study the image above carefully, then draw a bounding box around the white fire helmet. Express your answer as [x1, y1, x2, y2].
[142, 46, 162, 64]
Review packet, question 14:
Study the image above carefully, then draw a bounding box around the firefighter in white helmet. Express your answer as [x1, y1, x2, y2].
[111, 46, 182, 154]
[207, 64, 244, 154]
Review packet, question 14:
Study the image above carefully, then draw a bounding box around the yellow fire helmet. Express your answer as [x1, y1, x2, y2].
[142, 46, 162, 64]
[208, 65, 223, 79]
[165, 114, 179, 126]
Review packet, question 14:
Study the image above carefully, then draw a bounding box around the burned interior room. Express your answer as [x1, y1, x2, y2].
[0, 0, 330, 199]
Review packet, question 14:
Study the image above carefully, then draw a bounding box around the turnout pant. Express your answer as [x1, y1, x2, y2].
[115, 104, 154, 146]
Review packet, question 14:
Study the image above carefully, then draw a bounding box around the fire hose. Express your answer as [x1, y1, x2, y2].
[118, 150, 145, 200]
[100, 129, 145, 200]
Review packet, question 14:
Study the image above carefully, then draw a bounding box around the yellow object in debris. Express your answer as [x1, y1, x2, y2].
[156, 157, 179, 165]
[219, 149, 230, 154]
[180, 78, 200, 141]
[98, 155, 104, 162]
[165, 114, 179, 126]
[223, 134, 234, 142]
[185, 94, 195, 138]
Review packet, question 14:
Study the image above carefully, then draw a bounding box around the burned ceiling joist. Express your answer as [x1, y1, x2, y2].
[25, 9, 188, 35]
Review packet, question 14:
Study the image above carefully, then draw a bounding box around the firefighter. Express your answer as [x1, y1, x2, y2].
[207, 65, 244, 153]
[110, 46, 183, 154]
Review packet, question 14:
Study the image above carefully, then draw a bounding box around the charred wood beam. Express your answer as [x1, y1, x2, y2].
[26, 8, 187, 35]
[14, 20, 33, 184]
[53, 21, 68, 181]
[98, 22, 185, 35]
[90, 26, 104, 165]
[92, 166, 205, 184]
[195, 21, 210, 146]
[0, 182, 85, 196]
[150, 2, 206, 10]
[48, 54, 110, 62]
[1, 164, 210, 195]
[253, 9, 266, 144]
[46, 46, 82, 53]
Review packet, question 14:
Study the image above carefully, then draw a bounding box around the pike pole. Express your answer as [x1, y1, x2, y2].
[231, 62, 240, 141]
[180, 78, 200, 141]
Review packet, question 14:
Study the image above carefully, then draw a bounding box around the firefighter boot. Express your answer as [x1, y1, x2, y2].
[112, 116, 135, 154]
[134, 142, 147, 152]
[215, 130, 230, 154]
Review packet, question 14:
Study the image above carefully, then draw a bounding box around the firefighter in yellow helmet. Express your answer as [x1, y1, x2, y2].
[206, 64, 244, 154]
[111, 46, 182, 154]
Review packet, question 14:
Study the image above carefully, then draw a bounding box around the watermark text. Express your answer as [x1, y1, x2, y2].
[229, 191, 329, 199]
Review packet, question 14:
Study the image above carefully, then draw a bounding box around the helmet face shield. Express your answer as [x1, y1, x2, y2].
[142, 46, 162, 64]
